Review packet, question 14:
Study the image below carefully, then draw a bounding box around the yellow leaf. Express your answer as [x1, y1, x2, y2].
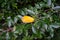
[21, 16, 34, 23]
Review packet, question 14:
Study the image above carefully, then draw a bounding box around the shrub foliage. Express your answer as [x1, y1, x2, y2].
[0, 0, 60, 40]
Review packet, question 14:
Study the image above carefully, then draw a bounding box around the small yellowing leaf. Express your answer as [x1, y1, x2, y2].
[13, 26, 16, 31]
[21, 16, 34, 23]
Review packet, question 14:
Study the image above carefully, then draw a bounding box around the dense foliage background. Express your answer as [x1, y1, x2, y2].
[0, 0, 60, 40]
